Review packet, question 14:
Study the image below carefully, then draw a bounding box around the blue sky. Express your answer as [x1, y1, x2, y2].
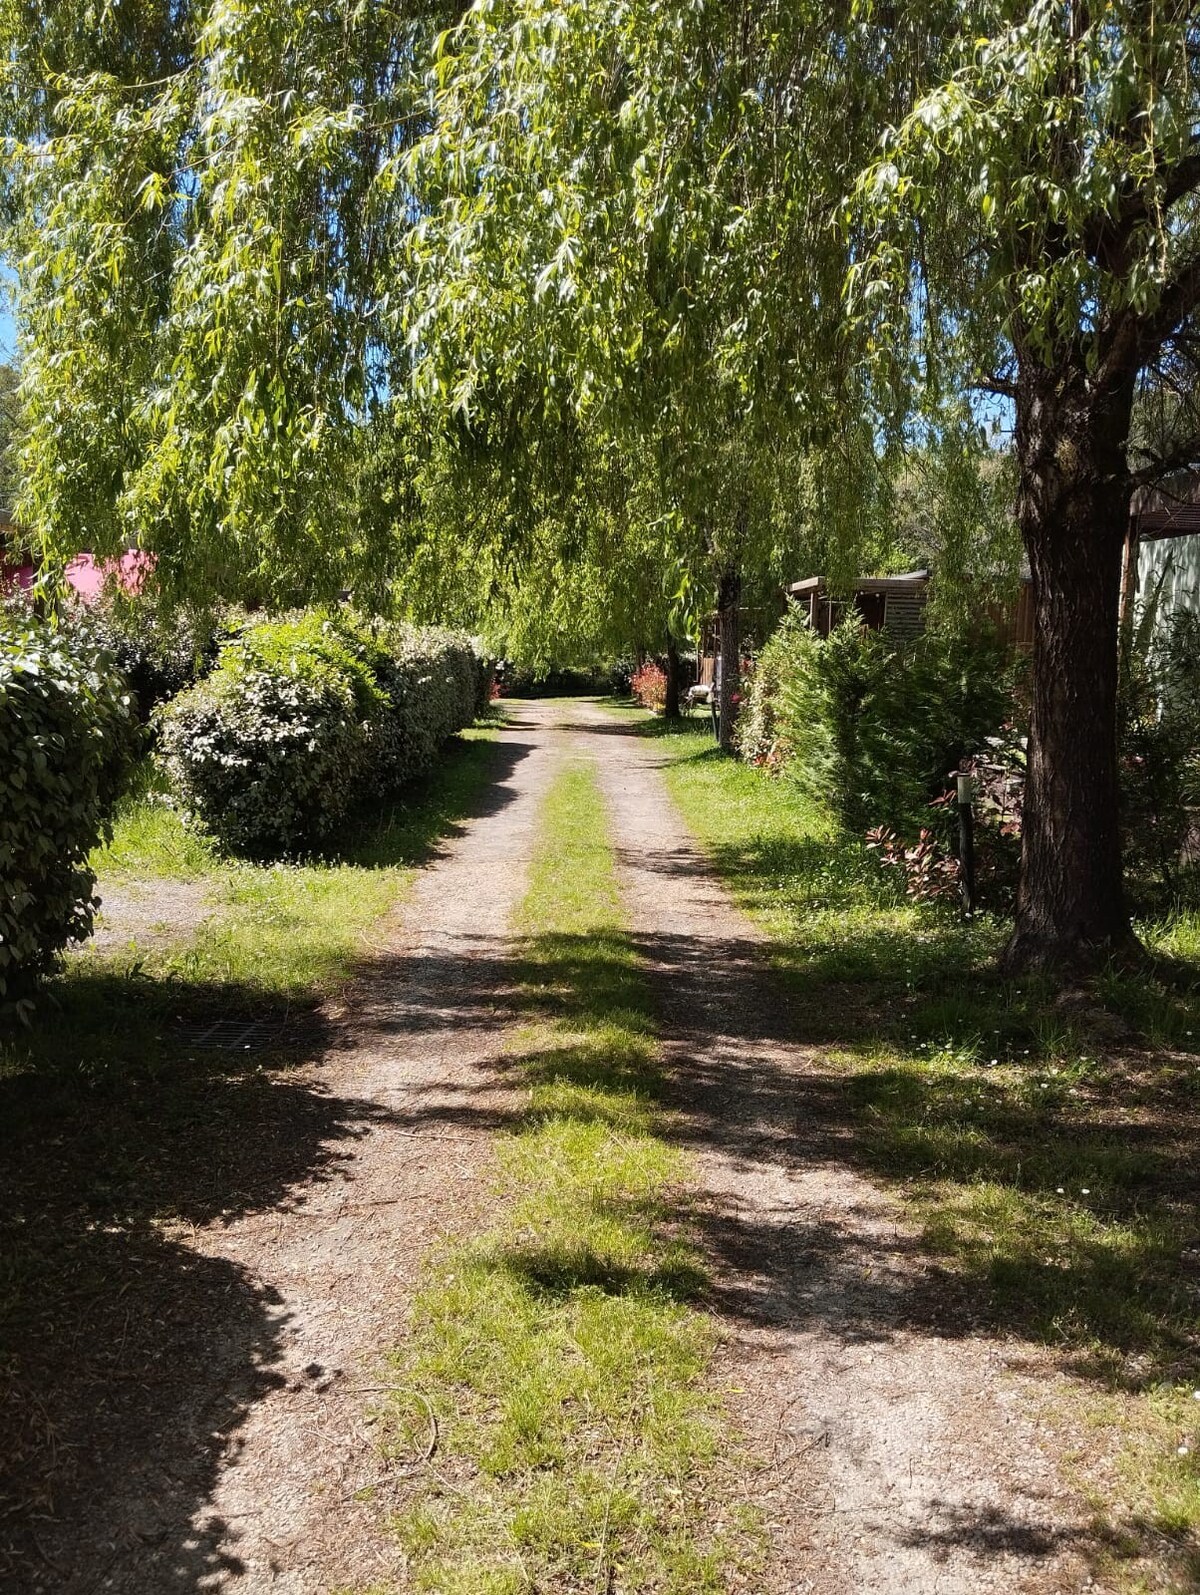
[0, 268, 14, 362]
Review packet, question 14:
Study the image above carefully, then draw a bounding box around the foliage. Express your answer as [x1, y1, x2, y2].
[1121, 606, 1200, 903]
[0, 0, 454, 607]
[738, 609, 1012, 836]
[73, 585, 235, 719]
[0, 363, 20, 506]
[734, 612, 805, 771]
[630, 660, 667, 713]
[502, 662, 612, 698]
[845, 5, 1200, 961]
[848, 8, 1200, 429]
[865, 824, 962, 905]
[157, 611, 483, 858]
[871, 719, 1028, 914]
[0, 607, 138, 1015]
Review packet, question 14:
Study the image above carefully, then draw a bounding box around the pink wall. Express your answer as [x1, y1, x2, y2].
[2, 548, 152, 600]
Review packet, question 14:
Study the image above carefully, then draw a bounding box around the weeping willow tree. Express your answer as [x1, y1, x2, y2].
[849, 2, 1200, 968]
[0, 0, 454, 604]
[399, 0, 921, 746]
[7, 0, 1197, 968]
[404, 0, 1200, 968]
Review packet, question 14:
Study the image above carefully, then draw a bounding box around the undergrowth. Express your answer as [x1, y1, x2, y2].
[381, 758, 757, 1593]
[615, 706, 1199, 1594]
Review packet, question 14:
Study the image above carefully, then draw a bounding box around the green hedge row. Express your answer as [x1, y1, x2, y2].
[79, 587, 234, 719]
[0, 606, 138, 1016]
[736, 610, 1012, 833]
[158, 611, 490, 857]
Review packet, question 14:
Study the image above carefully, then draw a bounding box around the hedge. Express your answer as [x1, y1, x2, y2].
[77, 586, 233, 720]
[0, 606, 138, 1015]
[158, 611, 488, 857]
[737, 610, 1012, 834]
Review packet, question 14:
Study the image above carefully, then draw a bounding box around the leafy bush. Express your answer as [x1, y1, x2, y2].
[630, 660, 668, 712]
[158, 610, 485, 857]
[739, 609, 1012, 834]
[0, 609, 138, 1014]
[609, 659, 635, 696]
[76, 585, 234, 719]
[504, 663, 610, 697]
[368, 620, 482, 789]
[735, 618, 800, 770]
[866, 722, 1026, 910]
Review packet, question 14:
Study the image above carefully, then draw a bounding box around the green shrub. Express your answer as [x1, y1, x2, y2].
[1121, 606, 1200, 902]
[369, 620, 482, 786]
[740, 609, 1012, 833]
[158, 610, 485, 858]
[0, 608, 138, 1015]
[76, 585, 234, 719]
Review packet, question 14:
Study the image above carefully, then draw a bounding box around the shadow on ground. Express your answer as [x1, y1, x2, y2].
[0, 726, 534, 1593]
[0, 977, 345, 1590]
[4, 708, 1196, 1590]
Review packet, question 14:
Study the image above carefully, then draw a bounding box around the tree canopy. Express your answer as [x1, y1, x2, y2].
[4, 0, 1199, 963]
[0, 0, 453, 603]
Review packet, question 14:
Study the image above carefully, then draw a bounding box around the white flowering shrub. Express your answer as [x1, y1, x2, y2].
[157, 611, 486, 857]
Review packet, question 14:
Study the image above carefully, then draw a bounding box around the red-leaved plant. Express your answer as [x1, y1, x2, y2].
[865, 826, 961, 902]
[631, 661, 668, 712]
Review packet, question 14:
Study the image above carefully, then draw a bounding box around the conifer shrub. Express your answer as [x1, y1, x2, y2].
[0, 607, 138, 1015]
[158, 611, 485, 857]
[737, 609, 1011, 833]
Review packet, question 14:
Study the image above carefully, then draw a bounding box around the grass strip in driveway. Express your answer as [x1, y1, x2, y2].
[381, 758, 757, 1594]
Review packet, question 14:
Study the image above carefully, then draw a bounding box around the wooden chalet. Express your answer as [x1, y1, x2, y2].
[787, 570, 931, 639]
[1124, 475, 1200, 636]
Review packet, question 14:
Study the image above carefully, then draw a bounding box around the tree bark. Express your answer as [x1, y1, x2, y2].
[716, 566, 741, 754]
[1004, 366, 1140, 972]
[663, 630, 683, 720]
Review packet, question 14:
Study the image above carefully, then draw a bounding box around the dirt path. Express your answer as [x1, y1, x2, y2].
[10, 700, 1102, 1594]
[573, 702, 1100, 1595]
[12, 704, 567, 1595]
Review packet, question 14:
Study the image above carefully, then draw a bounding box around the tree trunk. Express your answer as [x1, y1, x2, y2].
[1004, 368, 1139, 972]
[663, 631, 682, 720]
[716, 566, 741, 754]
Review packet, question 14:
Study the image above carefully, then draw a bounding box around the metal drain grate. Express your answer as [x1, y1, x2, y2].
[175, 1019, 273, 1051]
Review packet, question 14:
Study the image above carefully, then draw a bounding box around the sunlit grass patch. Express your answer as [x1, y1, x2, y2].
[382, 758, 757, 1592]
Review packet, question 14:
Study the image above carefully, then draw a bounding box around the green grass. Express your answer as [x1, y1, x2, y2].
[607, 704, 1200, 1593]
[381, 758, 758, 1594]
[0, 724, 504, 1086]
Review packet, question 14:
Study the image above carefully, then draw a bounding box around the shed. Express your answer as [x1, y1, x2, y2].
[786, 570, 931, 639]
[1124, 476, 1200, 641]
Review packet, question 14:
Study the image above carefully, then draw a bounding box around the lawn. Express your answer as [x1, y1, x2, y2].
[610, 704, 1200, 1594]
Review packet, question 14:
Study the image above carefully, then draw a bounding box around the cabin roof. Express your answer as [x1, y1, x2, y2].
[787, 570, 930, 597]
